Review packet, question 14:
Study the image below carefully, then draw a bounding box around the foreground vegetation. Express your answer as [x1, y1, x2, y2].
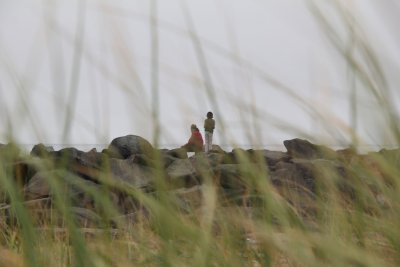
[1, 1, 399, 266]
[0, 139, 399, 267]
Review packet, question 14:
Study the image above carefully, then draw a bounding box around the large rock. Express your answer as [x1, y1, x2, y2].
[204, 152, 225, 168]
[271, 158, 354, 198]
[215, 164, 245, 191]
[108, 135, 154, 159]
[214, 163, 265, 193]
[271, 160, 316, 193]
[24, 170, 100, 208]
[50, 147, 103, 169]
[269, 160, 319, 216]
[30, 143, 54, 158]
[189, 153, 216, 181]
[108, 158, 154, 190]
[166, 159, 199, 188]
[11, 160, 39, 187]
[107, 158, 157, 213]
[283, 138, 337, 160]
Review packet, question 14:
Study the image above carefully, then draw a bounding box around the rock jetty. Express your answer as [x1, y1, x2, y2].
[0, 135, 396, 227]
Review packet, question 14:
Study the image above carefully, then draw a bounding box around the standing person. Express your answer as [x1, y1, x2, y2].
[181, 124, 204, 153]
[204, 111, 215, 153]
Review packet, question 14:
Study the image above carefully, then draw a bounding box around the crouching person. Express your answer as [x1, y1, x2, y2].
[181, 124, 204, 154]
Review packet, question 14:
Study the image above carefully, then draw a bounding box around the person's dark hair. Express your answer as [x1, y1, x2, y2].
[191, 124, 198, 130]
[207, 111, 213, 119]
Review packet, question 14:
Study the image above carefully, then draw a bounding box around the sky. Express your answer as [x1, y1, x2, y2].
[0, 0, 399, 151]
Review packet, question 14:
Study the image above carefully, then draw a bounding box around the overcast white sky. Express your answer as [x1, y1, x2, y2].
[0, 0, 399, 151]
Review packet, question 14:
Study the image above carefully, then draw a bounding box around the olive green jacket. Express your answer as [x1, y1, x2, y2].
[204, 118, 215, 133]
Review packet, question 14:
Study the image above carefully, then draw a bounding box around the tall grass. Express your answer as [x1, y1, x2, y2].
[0, 1, 399, 266]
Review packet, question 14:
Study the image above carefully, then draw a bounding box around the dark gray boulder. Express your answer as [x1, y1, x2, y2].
[30, 143, 54, 158]
[283, 138, 337, 160]
[108, 135, 154, 159]
[50, 147, 104, 171]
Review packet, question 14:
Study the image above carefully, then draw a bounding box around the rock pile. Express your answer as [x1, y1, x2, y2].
[0, 135, 397, 227]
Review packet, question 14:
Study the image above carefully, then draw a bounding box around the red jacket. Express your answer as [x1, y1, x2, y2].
[187, 130, 204, 149]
